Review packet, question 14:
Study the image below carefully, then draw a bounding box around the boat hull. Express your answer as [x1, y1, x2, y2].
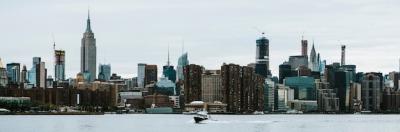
[194, 117, 207, 123]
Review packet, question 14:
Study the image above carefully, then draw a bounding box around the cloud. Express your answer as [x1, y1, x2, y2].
[0, 0, 399, 78]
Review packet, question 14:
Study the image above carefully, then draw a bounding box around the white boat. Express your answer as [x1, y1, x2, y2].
[0, 108, 10, 113]
[253, 111, 264, 115]
[194, 110, 209, 123]
[286, 109, 303, 114]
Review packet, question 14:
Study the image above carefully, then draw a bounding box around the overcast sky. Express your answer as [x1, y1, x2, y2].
[1, 0, 400, 78]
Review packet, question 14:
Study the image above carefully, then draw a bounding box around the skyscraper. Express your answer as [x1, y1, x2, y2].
[201, 72, 222, 103]
[98, 64, 111, 81]
[301, 37, 308, 57]
[36, 62, 46, 88]
[163, 47, 177, 82]
[27, 57, 46, 88]
[81, 11, 97, 82]
[177, 53, 189, 81]
[145, 65, 158, 85]
[361, 72, 383, 112]
[184, 64, 203, 103]
[54, 50, 65, 81]
[28, 57, 39, 86]
[6, 63, 20, 85]
[309, 43, 318, 72]
[255, 33, 270, 77]
[137, 63, 146, 88]
[21, 65, 27, 83]
[341, 45, 346, 66]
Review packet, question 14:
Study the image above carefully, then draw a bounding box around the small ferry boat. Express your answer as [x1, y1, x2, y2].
[194, 111, 209, 123]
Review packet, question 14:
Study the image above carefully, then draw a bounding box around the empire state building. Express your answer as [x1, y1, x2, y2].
[81, 12, 97, 82]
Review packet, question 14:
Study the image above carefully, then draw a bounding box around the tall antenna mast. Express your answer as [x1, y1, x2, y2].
[52, 33, 56, 51]
[167, 44, 170, 66]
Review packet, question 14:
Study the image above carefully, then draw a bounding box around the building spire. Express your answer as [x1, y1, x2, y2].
[52, 33, 56, 51]
[167, 44, 170, 66]
[86, 9, 92, 33]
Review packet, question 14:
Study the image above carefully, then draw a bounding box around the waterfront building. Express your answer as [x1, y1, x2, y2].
[221, 63, 265, 113]
[221, 64, 241, 112]
[144, 94, 173, 108]
[350, 82, 362, 112]
[334, 70, 351, 111]
[287, 100, 318, 112]
[381, 88, 400, 112]
[316, 79, 339, 112]
[275, 84, 294, 111]
[169, 96, 180, 108]
[361, 72, 383, 112]
[81, 11, 97, 82]
[201, 71, 223, 103]
[98, 64, 111, 81]
[6, 63, 20, 85]
[183, 64, 203, 103]
[255, 33, 270, 77]
[184, 101, 227, 113]
[264, 78, 275, 112]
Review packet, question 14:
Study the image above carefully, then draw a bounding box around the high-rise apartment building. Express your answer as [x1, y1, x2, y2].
[183, 64, 202, 103]
[361, 72, 383, 112]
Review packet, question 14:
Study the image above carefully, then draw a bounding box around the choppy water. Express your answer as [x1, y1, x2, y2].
[1, 114, 400, 132]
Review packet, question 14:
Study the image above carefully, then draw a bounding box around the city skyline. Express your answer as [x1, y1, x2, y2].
[1, 0, 400, 78]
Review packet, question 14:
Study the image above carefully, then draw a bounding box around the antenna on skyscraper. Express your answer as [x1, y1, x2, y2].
[167, 44, 170, 66]
[52, 33, 56, 51]
[252, 27, 265, 37]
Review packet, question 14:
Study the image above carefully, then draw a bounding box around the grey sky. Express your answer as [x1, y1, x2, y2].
[1, 0, 400, 78]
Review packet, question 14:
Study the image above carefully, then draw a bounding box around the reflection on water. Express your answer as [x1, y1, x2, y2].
[1, 114, 400, 132]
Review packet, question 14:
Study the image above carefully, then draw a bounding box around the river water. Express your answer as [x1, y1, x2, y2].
[1, 114, 400, 132]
